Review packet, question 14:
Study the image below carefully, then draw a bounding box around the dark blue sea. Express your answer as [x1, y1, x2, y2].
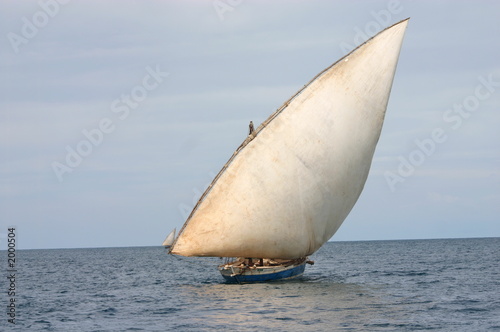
[3, 238, 499, 331]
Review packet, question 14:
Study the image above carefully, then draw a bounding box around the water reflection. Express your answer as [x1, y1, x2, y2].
[176, 279, 393, 331]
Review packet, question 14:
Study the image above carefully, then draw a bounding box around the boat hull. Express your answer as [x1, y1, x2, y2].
[219, 258, 307, 284]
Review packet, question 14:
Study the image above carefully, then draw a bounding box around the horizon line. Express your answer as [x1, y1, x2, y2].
[6, 235, 499, 251]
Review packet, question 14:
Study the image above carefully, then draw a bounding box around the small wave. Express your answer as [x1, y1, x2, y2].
[249, 309, 277, 315]
[100, 307, 117, 315]
[416, 279, 440, 285]
[93, 293, 116, 298]
[458, 307, 488, 313]
[151, 307, 181, 314]
[376, 270, 429, 277]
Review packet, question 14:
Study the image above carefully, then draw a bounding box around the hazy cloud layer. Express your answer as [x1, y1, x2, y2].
[1, 0, 499, 249]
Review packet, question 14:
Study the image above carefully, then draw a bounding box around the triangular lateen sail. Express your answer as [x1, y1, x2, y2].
[162, 228, 176, 247]
[171, 19, 409, 259]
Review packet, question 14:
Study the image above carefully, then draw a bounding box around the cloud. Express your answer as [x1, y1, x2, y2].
[427, 192, 460, 204]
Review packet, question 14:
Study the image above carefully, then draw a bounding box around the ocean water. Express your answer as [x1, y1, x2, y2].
[3, 238, 499, 331]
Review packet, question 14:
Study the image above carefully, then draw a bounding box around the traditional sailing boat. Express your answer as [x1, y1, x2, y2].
[168, 19, 409, 283]
[162, 228, 176, 248]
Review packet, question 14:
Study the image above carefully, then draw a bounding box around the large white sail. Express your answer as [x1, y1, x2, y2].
[171, 19, 409, 259]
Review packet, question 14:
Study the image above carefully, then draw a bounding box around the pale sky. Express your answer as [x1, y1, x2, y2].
[1, 1, 499, 249]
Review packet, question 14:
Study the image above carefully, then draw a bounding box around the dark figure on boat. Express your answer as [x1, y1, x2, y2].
[249, 121, 254, 135]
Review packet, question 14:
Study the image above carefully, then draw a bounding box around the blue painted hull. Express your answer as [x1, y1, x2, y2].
[220, 261, 306, 284]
